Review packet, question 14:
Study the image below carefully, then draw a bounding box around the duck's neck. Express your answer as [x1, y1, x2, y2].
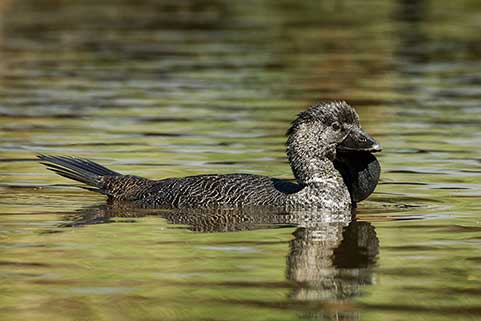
[286, 134, 351, 210]
[287, 135, 339, 186]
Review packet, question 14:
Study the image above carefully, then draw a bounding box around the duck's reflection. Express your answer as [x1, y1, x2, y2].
[288, 220, 378, 300]
[60, 205, 378, 320]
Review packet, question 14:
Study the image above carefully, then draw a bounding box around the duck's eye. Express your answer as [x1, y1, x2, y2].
[332, 122, 341, 132]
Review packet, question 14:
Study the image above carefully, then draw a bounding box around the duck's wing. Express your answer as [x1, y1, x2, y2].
[135, 174, 299, 208]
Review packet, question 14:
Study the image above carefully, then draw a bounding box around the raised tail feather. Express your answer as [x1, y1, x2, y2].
[38, 155, 122, 194]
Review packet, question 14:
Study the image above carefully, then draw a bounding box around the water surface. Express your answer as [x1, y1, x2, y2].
[1, 1, 481, 320]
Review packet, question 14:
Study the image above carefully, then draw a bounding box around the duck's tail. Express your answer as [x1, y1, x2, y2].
[37, 154, 122, 194]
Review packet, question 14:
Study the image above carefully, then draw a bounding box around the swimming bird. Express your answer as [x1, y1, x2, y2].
[38, 101, 381, 211]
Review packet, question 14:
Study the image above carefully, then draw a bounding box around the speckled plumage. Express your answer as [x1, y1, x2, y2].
[101, 174, 301, 208]
[38, 101, 380, 211]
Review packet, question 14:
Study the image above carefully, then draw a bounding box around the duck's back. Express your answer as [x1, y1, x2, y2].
[117, 174, 303, 208]
[38, 155, 304, 209]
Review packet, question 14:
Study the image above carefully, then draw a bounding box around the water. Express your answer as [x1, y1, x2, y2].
[1, 0, 481, 320]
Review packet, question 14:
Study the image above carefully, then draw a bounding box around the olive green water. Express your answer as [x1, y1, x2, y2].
[1, 1, 481, 320]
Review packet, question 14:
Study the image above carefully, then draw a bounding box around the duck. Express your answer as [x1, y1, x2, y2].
[38, 101, 381, 211]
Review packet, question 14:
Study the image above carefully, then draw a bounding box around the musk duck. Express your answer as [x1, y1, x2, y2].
[38, 101, 381, 211]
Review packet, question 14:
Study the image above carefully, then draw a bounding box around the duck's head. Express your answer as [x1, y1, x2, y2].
[287, 101, 381, 158]
[287, 101, 381, 201]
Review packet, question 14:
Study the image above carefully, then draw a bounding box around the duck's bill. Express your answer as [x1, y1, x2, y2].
[337, 127, 382, 153]
[334, 126, 382, 203]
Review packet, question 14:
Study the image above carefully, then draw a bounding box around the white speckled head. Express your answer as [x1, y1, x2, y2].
[286, 101, 381, 188]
